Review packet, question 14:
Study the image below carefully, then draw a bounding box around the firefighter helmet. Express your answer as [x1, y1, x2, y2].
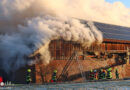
[27, 69, 31, 72]
[108, 68, 112, 71]
[54, 70, 57, 73]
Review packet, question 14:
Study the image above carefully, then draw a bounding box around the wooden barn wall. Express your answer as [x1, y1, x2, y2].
[102, 42, 130, 51]
[49, 40, 130, 60]
[35, 39, 130, 83]
[49, 40, 82, 60]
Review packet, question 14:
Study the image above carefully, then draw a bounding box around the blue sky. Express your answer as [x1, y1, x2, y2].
[106, 0, 130, 8]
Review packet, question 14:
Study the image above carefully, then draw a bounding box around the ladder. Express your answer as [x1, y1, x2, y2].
[57, 52, 76, 81]
[75, 52, 86, 82]
[57, 51, 86, 82]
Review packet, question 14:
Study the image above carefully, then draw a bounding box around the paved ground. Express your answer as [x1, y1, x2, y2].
[1, 80, 130, 90]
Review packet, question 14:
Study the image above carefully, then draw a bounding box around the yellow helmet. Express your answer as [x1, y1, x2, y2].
[27, 69, 31, 72]
[108, 68, 112, 71]
[54, 70, 57, 73]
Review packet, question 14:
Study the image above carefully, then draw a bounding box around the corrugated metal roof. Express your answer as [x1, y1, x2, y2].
[94, 22, 130, 41]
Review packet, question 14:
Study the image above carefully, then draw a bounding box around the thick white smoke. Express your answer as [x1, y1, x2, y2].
[19, 16, 102, 64]
[1, 0, 130, 26]
[0, 0, 129, 72]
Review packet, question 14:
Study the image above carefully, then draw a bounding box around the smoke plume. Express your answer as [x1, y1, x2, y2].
[0, 0, 129, 72]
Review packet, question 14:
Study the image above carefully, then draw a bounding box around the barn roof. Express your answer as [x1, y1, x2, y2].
[94, 22, 130, 41]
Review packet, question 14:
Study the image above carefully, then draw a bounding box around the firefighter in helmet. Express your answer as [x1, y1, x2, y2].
[115, 68, 119, 79]
[26, 68, 32, 84]
[106, 67, 112, 79]
[51, 70, 57, 82]
[89, 69, 94, 80]
[93, 70, 98, 80]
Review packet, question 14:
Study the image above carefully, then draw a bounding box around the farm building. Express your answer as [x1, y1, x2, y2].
[4, 20, 130, 84]
[34, 21, 130, 83]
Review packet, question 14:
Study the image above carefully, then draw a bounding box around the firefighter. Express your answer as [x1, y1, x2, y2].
[115, 68, 119, 79]
[106, 68, 112, 79]
[93, 70, 98, 80]
[89, 70, 94, 80]
[26, 68, 32, 84]
[51, 70, 57, 82]
[102, 69, 107, 79]
[98, 69, 103, 80]
[98, 69, 105, 80]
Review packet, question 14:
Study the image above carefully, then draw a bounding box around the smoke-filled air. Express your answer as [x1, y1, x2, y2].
[0, 0, 130, 72]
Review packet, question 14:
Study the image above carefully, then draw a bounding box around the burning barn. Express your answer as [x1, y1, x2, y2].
[1, 20, 130, 84]
[0, 0, 130, 86]
[33, 21, 130, 83]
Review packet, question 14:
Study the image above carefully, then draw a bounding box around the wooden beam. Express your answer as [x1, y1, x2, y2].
[103, 39, 130, 44]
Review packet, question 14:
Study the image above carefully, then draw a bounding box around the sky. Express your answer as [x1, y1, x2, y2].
[106, 0, 130, 8]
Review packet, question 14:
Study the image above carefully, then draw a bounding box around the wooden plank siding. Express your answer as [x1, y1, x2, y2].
[49, 39, 130, 60]
[103, 39, 130, 51]
[104, 39, 130, 44]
